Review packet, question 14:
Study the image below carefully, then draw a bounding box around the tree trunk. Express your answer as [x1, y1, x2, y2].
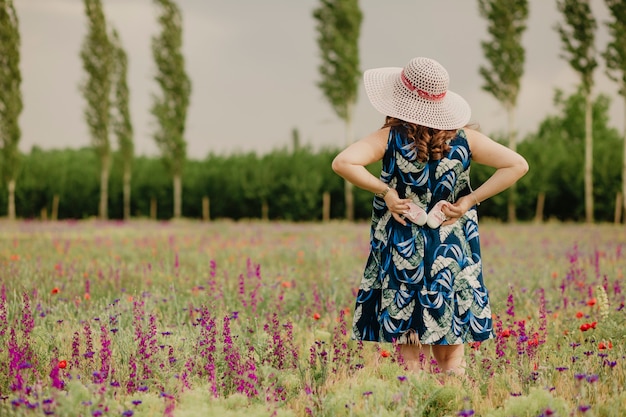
[322, 191, 330, 222]
[52, 195, 59, 221]
[261, 199, 269, 221]
[173, 173, 182, 219]
[534, 192, 545, 223]
[615, 192, 623, 224]
[622, 97, 626, 223]
[202, 196, 210, 222]
[7, 179, 16, 220]
[344, 103, 355, 221]
[506, 104, 517, 223]
[150, 197, 157, 220]
[584, 93, 594, 223]
[123, 167, 131, 220]
[99, 155, 110, 220]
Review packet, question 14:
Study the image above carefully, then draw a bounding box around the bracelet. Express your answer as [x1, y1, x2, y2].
[471, 192, 480, 206]
[375, 185, 391, 198]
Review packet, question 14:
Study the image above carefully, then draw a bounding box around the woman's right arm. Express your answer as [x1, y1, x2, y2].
[464, 128, 529, 205]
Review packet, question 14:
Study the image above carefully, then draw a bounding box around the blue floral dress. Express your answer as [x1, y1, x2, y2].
[351, 127, 494, 345]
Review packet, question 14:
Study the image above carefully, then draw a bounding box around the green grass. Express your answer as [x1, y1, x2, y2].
[0, 219, 625, 416]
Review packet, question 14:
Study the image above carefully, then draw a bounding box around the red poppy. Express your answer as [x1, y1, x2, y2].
[580, 322, 596, 332]
[500, 328, 511, 338]
[58, 360, 67, 369]
[598, 341, 613, 350]
[575, 311, 583, 319]
[312, 313, 321, 321]
[380, 349, 391, 358]
[51, 287, 60, 295]
[470, 341, 481, 350]
[587, 298, 597, 307]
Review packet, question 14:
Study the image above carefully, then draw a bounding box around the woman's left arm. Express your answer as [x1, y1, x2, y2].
[332, 127, 412, 225]
[331, 128, 389, 194]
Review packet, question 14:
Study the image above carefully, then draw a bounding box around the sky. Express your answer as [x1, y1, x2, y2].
[14, 0, 623, 159]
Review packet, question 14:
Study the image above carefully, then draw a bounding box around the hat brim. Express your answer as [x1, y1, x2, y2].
[363, 67, 471, 130]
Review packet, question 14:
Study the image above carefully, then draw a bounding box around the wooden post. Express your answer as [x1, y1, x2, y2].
[345, 181, 354, 221]
[322, 191, 330, 222]
[261, 200, 269, 221]
[150, 197, 157, 220]
[534, 192, 545, 223]
[615, 192, 623, 224]
[51, 195, 59, 221]
[40, 207, 48, 221]
[202, 196, 210, 222]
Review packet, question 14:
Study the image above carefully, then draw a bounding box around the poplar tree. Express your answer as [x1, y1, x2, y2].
[313, 0, 362, 221]
[603, 0, 626, 222]
[477, 0, 528, 223]
[111, 29, 134, 220]
[0, 0, 22, 220]
[555, 0, 597, 223]
[151, 0, 191, 219]
[80, 0, 113, 220]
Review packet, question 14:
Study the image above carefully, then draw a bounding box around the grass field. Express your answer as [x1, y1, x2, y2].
[0, 219, 625, 416]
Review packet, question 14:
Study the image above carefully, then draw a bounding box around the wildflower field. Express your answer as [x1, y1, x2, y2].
[0, 219, 625, 417]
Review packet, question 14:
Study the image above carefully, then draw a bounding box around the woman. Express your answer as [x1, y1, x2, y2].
[332, 57, 528, 375]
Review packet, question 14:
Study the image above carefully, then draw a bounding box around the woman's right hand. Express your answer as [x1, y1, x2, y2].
[441, 195, 474, 225]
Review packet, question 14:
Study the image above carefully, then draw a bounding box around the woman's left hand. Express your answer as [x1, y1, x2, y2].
[440, 195, 476, 226]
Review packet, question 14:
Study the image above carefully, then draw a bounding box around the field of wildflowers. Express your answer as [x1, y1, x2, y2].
[0, 219, 625, 417]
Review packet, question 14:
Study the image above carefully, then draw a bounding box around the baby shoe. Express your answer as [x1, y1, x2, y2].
[426, 200, 449, 228]
[405, 202, 427, 226]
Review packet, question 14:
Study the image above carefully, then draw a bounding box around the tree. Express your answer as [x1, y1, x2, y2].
[151, 0, 191, 219]
[80, 0, 113, 220]
[313, 0, 362, 221]
[518, 88, 620, 222]
[603, 0, 626, 222]
[555, 0, 598, 223]
[0, 0, 22, 220]
[111, 29, 134, 221]
[477, 0, 528, 222]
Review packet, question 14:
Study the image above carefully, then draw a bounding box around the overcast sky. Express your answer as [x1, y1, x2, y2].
[14, 0, 622, 158]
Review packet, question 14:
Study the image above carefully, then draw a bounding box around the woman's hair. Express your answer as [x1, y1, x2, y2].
[382, 117, 457, 162]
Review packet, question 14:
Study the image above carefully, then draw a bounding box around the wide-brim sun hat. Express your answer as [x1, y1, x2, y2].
[363, 57, 471, 130]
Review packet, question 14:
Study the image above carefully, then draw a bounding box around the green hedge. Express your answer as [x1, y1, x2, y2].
[0, 90, 622, 222]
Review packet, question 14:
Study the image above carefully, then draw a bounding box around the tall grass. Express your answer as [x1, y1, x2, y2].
[0, 219, 624, 416]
